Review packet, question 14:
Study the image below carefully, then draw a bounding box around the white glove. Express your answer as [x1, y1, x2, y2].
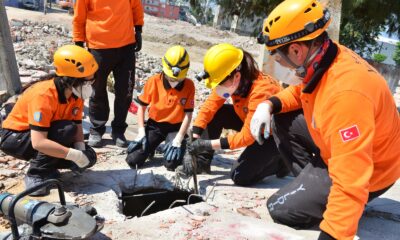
[250, 102, 272, 145]
[172, 133, 184, 147]
[134, 127, 146, 141]
[65, 148, 90, 168]
[74, 142, 86, 150]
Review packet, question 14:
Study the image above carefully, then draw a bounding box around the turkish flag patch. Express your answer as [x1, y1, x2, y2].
[339, 125, 360, 142]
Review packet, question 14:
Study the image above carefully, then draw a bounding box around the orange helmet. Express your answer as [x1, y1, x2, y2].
[260, 0, 331, 51]
[53, 45, 98, 78]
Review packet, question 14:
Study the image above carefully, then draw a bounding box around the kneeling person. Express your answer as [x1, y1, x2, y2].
[126, 46, 195, 171]
[0, 45, 98, 196]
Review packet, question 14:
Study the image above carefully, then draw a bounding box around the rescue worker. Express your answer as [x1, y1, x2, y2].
[251, 0, 400, 239]
[73, 0, 144, 148]
[178, 43, 289, 186]
[126, 46, 195, 171]
[0, 45, 98, 196]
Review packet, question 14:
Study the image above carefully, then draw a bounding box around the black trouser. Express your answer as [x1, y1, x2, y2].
[89, 44, 135, 136]
[199, 104, 282, 186]
[0, 121, 77, 178]
[271, 110, 316, 176]
[267, 110, 394, 229]
[126, 119, 183, 170]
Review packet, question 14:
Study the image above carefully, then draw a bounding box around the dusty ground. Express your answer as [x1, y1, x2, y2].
[1, 6, 400, 240]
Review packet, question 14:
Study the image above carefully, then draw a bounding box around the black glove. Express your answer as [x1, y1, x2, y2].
[163, 141, 186, 167]
[75, 41, 85, 48]
[134, 25, 142, 52]
[188, 139, 212, 155]
[82, 145, 97, 169]
[127, 137, 148, 154]
[317, 231, 335, 240]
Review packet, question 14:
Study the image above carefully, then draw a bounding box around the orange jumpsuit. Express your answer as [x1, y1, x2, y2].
[272, 43, 400, 239]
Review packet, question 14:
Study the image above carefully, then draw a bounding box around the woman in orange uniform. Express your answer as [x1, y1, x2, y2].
[179, 43, 294, 186]
[0, 45, 98, 196]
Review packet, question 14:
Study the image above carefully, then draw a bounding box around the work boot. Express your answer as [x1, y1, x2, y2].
[111, 132, 128, 148]
[88, 133, 102, 148]
[24, 175, 50, 196]
[176, 154, 211, 176]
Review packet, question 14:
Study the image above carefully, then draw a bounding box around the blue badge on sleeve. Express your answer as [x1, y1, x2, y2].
[33, 112, 42, 122]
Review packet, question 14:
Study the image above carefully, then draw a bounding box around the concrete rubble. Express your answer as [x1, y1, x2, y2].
[1, 6, 399, 240]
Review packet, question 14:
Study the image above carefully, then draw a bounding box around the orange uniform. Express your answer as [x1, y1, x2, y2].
[136, 74, 195, 124]
[73, 0, 144, 49]
[2, 79, 83, 132]
[272, 43, 400, 239]
[194, 74, 281, 149]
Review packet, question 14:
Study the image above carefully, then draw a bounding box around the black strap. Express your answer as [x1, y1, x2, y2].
[163, 50, 189, 69]
[266, 10, 331, 48]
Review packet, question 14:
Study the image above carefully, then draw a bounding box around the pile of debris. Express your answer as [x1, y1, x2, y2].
[0, 151, 27, 192]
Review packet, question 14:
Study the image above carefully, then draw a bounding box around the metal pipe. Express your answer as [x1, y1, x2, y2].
[168, 200, 186, 209]
[205, 182, 217, 202]
[140, 200, 156, 217]
[187, 194, 203, 205]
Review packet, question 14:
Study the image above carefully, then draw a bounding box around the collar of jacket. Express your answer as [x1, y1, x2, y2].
[162, 73, 185, 91]
[302, 40, 338, 94]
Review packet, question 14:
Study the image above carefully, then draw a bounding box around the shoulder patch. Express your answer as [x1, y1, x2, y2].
[33, 111, 42, 122]
[339, 125, 360, 142]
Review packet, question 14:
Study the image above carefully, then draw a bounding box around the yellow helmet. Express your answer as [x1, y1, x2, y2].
[162, 45, 190, 80]
[260, 0, 331, 51]
[53, 45, 98, 78]
[198, 43, 243, 89]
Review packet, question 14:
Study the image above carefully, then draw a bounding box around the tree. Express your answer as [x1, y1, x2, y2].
[393, 42, 400, 66]
[189, 0, 214, 25]
[340, 0, 400, 57]
[372, 53, 387, 63]
[216, 0, 400, 57]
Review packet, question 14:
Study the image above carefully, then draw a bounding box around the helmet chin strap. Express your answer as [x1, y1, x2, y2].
[276, 39, 317, 78]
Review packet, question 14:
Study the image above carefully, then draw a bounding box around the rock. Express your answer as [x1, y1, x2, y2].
[0, 169, 19, 178]
[10, 19, 24, 27]
[42, 26, 50, 34]
[236, 208, 261, 219]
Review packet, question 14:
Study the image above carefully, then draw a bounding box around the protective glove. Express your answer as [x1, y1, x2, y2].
[65, 146, 97, 169]
[250, 102, 272, 145]
[163, 134, 185, 165]
[127, 127, 147, 153]
[134, 26, 142, 52]
[188, 139, 212, 155]
[75, 41, 85, 48]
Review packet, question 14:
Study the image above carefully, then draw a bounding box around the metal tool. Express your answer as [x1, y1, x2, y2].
[0, 179, 104, 240]
[188, 130, 199, 194]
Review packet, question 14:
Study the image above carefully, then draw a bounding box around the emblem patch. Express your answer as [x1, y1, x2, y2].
[180, 98, 187, 105]
[33, 112, 42, 122]
[72, 107, 80, 116]
[339, 125, 360, 142]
